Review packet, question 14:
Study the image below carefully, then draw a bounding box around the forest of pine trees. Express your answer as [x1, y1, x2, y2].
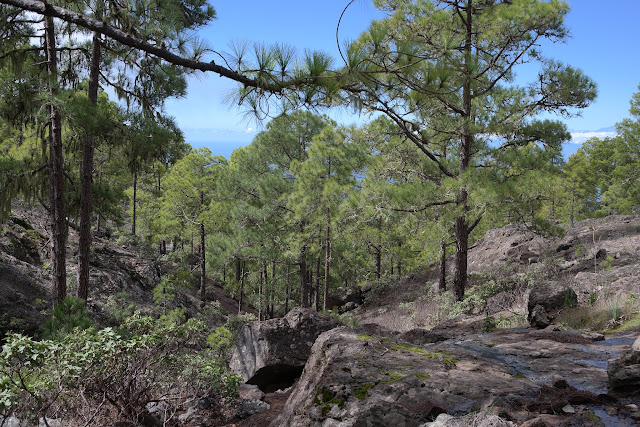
[1, 0, 638, 313]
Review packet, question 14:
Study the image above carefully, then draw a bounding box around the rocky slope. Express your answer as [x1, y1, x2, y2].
[0, 203, 243, 338]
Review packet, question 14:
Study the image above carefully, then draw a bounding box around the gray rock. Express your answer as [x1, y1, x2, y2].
[398, 328, 448, 345]
[527, 283, 577, 322]
[530, 304, 550, 329]
[270, 328, 533, 427]
[632, 336, 640, 352]
[328, 286, 364, 310]
[229, 308, 341, 392]
[421, 413, 516, 426]
[608, 342, 640, 389]
[238, 383, 265, 401]
[236, 399, 270, 419]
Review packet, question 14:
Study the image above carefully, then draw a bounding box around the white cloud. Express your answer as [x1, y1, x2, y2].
[245, 127, 254, 134]
[569, 131, 617, 145]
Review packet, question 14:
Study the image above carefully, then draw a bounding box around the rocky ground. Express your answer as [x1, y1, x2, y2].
[227, 310, 640, 427]
[1, 206, 639, 426]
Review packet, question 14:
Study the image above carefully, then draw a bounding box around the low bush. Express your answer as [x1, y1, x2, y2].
[0, 313, 241, 425]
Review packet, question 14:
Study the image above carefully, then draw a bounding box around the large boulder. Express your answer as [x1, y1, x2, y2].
[527, 282, 577, 325]
[270, 328, 537, 427]
[229, 308, 341, 392]
[327, 286, 364, 312]
[608, 336, 640, 389]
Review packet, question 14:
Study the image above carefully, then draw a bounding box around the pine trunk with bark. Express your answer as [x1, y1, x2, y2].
[77, 32, 101, 302]
[131, 171, 137, 235]
[452, 1, 474, 302]
[323, 210, 331, 312]
[45, 16, 67, 304]
[300, 245, 309, 308]
[199, 220, 205, 303]
[439, 240, 447, 292]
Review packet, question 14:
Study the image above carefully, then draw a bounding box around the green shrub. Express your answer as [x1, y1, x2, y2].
[207, 326, 234, 358]
[1, 313, 241, 425]
[105, 291, 135, 325]
[225, 312, 258, 336]
[153, 277, 176, 313]
[41, 296, 94, 340]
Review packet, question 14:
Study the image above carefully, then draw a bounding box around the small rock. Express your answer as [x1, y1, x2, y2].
[235, 399, 270, 419]
[606, 407, 618, 416]
[632, 336, 640, 352]
[530, 304, 550, 329]
[552, 375, 570, 389]
[562, 404, 575, 414]
[581, 331, 605, 341]
[626, 403, 638, 410]
[238, 383, 265, 401]
[631, 411, 640, 419]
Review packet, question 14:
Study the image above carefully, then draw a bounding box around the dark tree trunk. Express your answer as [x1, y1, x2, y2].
[238, 260, 245, 314]
[199, 221, 206, 303]
[131, 171, 137, 235]
[235, 257, 241, 282]
[45, 16, 67, 304]
[375, 246, 381, 280]
[315, 255, 321, 311]
[453, 215, 468, 301]
[285, 263, 290, 314]
[439, 240, 447, 292]
[77, 32, 101, 302]
[452, 1, 473, 302]
[300, 245, 309, 308]
[323, 217, 330, 312]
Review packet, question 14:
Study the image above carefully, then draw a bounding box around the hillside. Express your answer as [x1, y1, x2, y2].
[0, 202, 249, 339]
[353, 215, 640, 336]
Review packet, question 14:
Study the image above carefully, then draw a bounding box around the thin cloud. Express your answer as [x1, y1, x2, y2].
[569, 130, 617, 145]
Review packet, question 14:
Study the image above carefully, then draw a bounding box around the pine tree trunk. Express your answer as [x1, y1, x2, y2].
[45, 16, 67, 304]
[131, 171, 137, 235]
[375, 246, 381, 280]
[453, 215, 468, 301]
[285, 263, 290, 314]
[300, 245, 309, 308]
[238, 260, 245, 314]
[439, 240, 447, 292]
[77, 32, 101, 302]
[323, 213, 331, 312]
[199, 221, 206, 304]
[315, 255, 321, 311]
[452, 1, 473, 302]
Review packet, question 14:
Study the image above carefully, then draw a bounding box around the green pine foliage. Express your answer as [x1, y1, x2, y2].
[41, 296, 95, 340]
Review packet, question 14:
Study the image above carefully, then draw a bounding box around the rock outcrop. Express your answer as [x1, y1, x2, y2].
[608, 335, 640, 389]
[229, 308, 341, 392]
[271, 328, 537, 426]
[270, 327, 638, 426]
[527, 282, 577, 327]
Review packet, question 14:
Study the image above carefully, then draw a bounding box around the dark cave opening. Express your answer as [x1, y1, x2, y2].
[246, 364, 304, 393]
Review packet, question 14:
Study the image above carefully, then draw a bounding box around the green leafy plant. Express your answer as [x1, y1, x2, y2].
[482, 315, 496, 333]
[41, 296, 94, 340]
[207, 326, 234, 358]
[1, 314, 241, 425]
[105, 291, 135, 325]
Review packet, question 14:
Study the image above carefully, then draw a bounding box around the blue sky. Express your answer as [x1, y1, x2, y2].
[164, 0, 640, 159]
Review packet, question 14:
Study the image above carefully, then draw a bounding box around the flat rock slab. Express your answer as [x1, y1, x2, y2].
[271, 327, 639, 427]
